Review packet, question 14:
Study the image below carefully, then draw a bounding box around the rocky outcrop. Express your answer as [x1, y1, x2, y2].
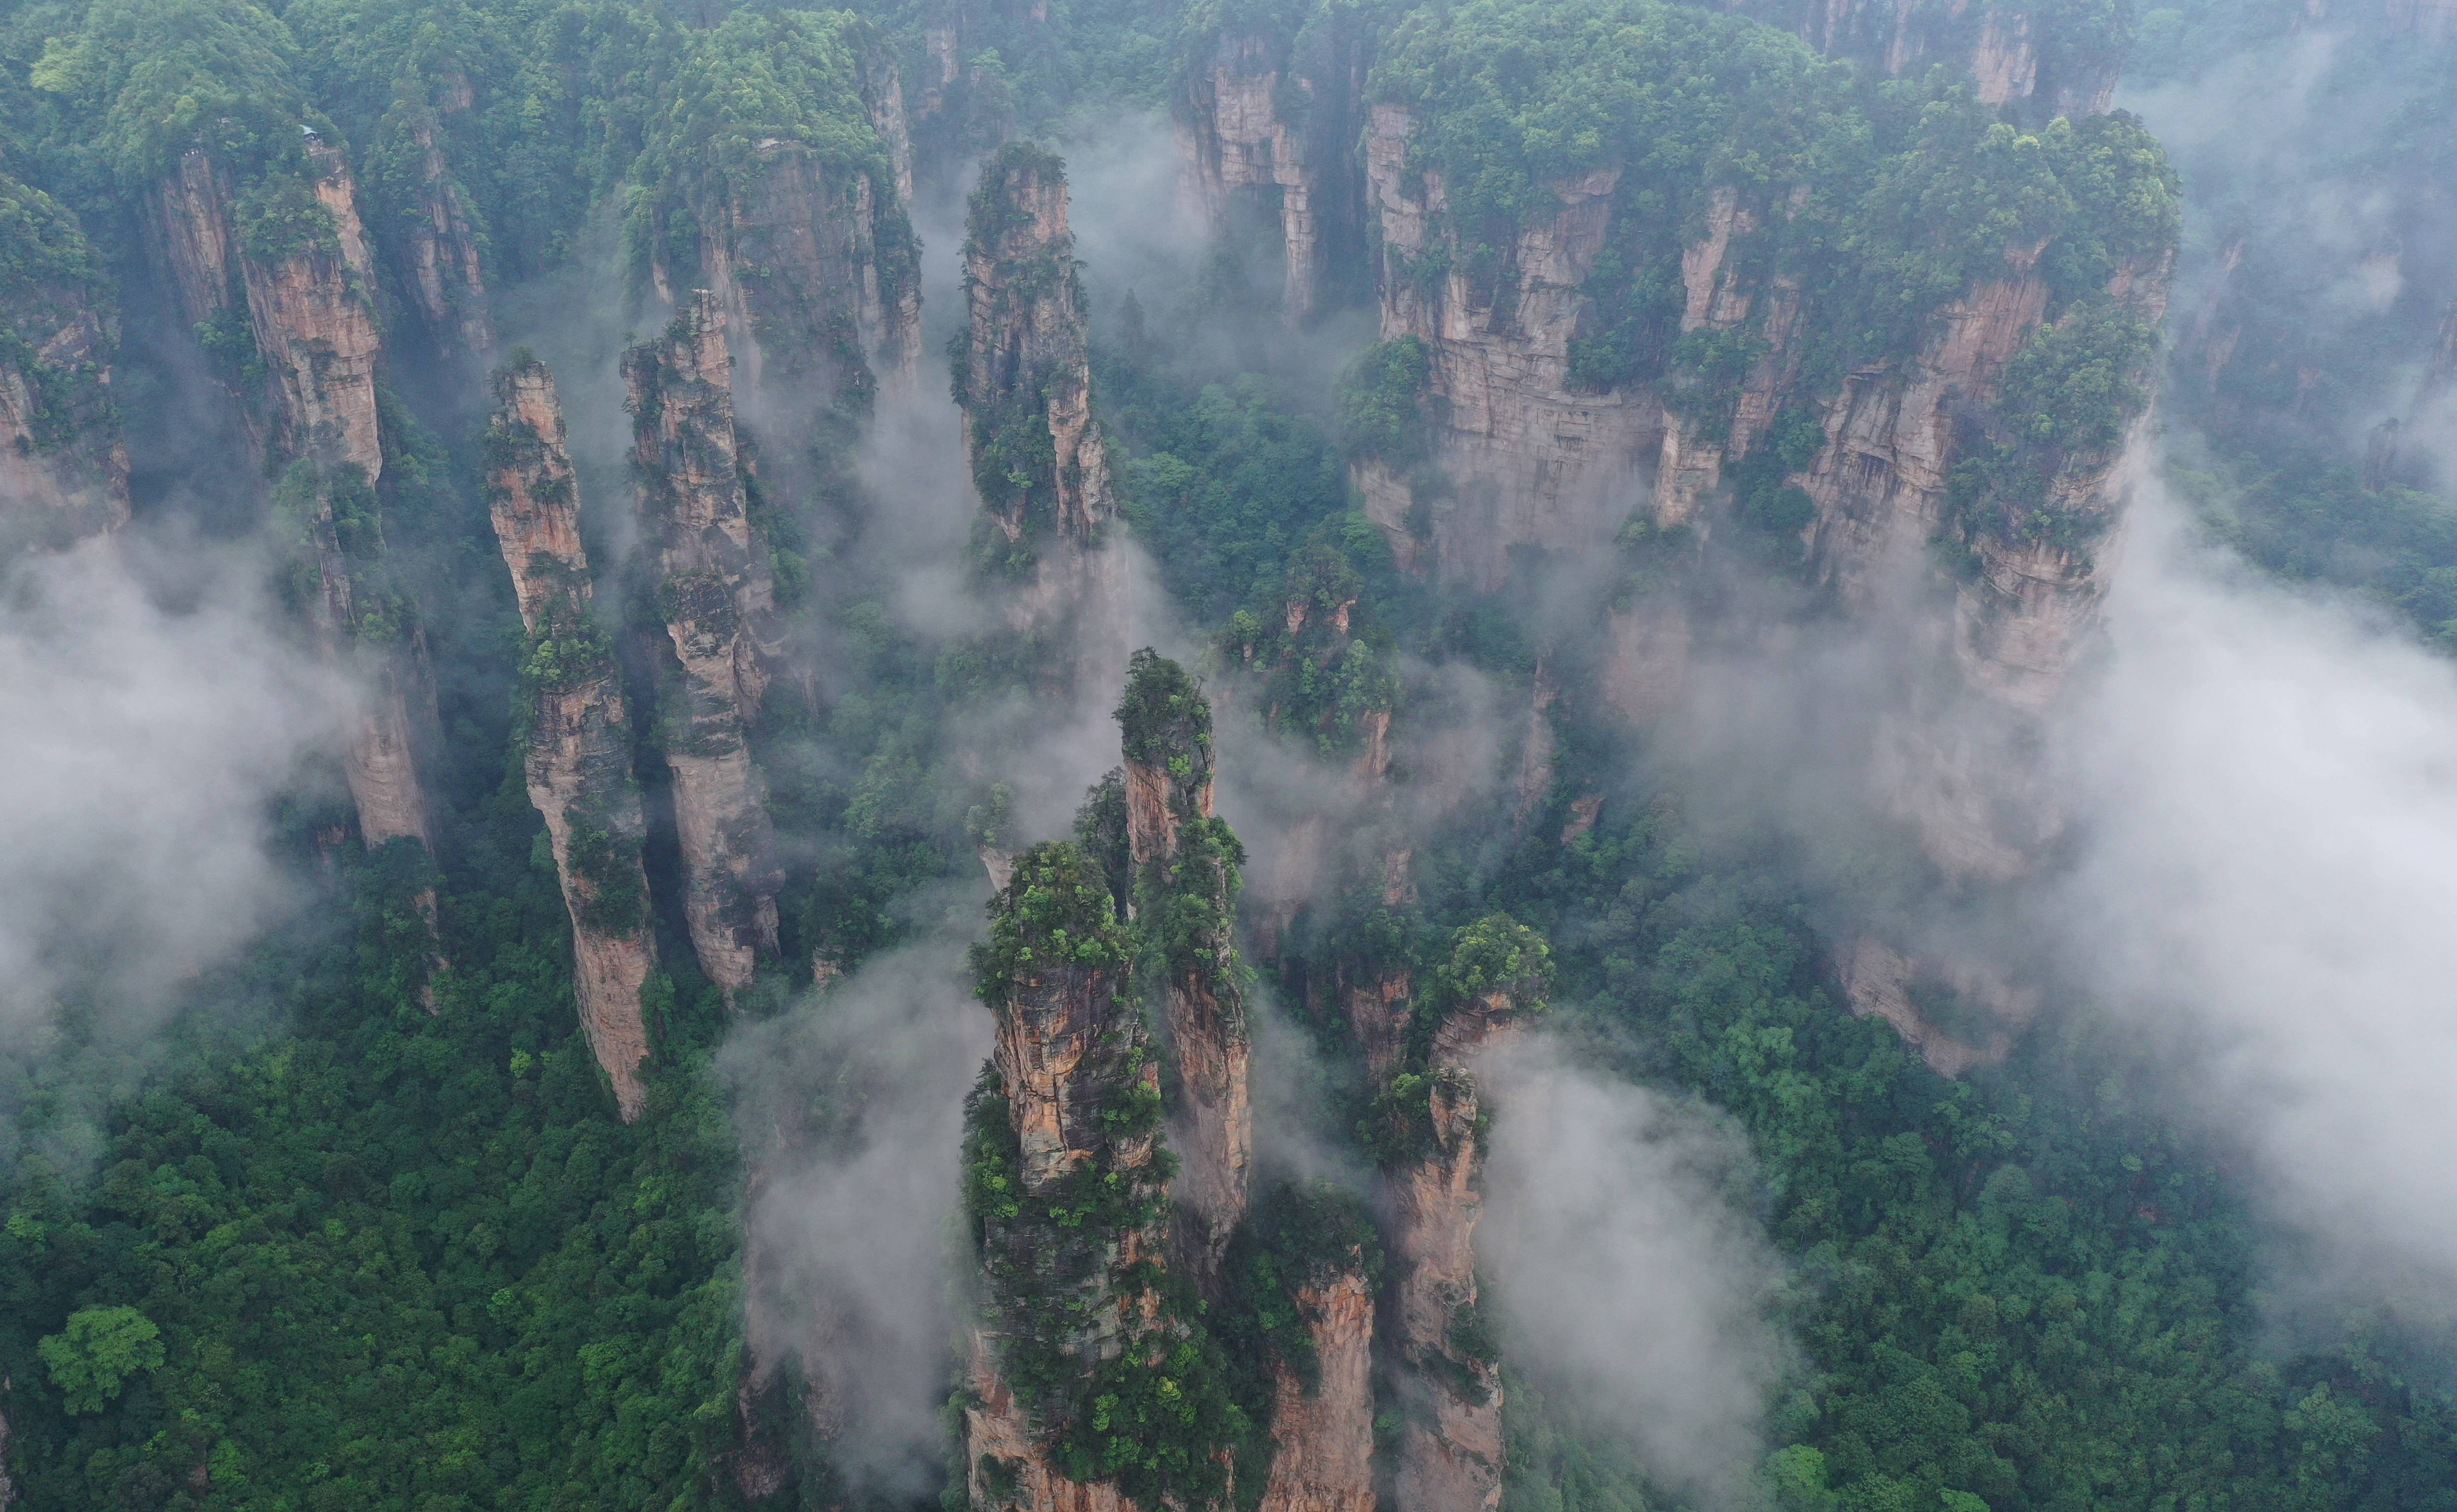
[680, 137, 922, 409]
[963, 841, 1165, 1512]
[1801, 243, 2171, 879]
[1179, 19, 1373, 324]
[964, 1332, 1140, 1512]
[483, 354, 655, 1121]
[1362, 106, 1660, 589]
[0, 180, 129, 548]
[957, 142, 1123, 657]
[1366, 102, 2169, 882]
[860, 44, 917, 207]
[623, 292, 782, 998]
[1835, 936, 2041, 1079]
[1386, 1064, 1504, 1512]
[1378, 919, 1550, 1512]
[398, 103, 494, 357]
[1260, 1270, 1376, 1512]
[1118, 650, 1251, 1290]
[147, 138, 437, 855]
[959, 143, 1113, 535]
[1649, 186, 1807, 529]
[153, 139, 386, 477]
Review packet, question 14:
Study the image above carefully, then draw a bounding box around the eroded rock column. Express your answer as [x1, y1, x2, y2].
[1376, 916, 1552, 1512]
[148, 137, 436, 858]
[961, 841, 1164, 1512]
[483, 353, 656, 1121]
[623, 290, 782, 998]
[956, 140, 1121, 651]
[1117, 649, 1252, 1290]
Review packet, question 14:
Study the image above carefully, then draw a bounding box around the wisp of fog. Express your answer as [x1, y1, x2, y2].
[0, 535, 345, 1053]
[2047, 480, 2457, 1316]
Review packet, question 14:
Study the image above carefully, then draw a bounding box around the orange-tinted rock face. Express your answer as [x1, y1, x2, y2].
[484, 358, 655, 1120]
[1259, 1273, 1376, 1512]
[994, 960, 1154, 1191]
[624, 292, 782, 997]
[148, 141, 436, 855]
[964, 1333, 1143, 1512]
[967, 847, 1168, 1512]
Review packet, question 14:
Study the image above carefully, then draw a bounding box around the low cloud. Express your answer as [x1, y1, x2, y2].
[1480, 1035, 1793, 1506]
[0, 535, 345, 1052]
[723, 932, 991, 1493]
[2043, 483, 2457, 1316]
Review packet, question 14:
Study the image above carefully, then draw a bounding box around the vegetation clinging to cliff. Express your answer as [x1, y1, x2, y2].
[1373, 0, 2177, 387]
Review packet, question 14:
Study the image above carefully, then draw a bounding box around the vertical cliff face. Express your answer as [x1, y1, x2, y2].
[860, 44, 917, 209]
[149, 139, 385, 474]
[1180, 19, 1372, 324]
[1246, 1186, 1379, 1512]
[688, 140, 922, 408]
[399, 102, 494, 357]
[483, 355, 656, 1121]
[1375, 917, 1550, 1512]
[1648, 185, 1808, 529]
[1802, 245, 2172, 879]
[1261, 1272, 1376, 1512]
[1117, 650, 1252, 1290]
[1361, 89, 2172, 883]
[962, 842, 1165, 1512]
[623, 291, 782, 997]
[958, 142, 1116, 571]
[148, 138, 437, 854]
[1361, 106, 1659, 590]
[0, 176, 129, 547]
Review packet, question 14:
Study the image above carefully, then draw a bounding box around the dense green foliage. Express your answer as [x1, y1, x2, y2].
[1, 821, 750, 1511]
[960, 835, 1252, 1510]
[1373, 0, 2177, 398]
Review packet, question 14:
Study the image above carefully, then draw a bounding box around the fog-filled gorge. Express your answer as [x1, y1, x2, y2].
[1, 0, 2455, 1508]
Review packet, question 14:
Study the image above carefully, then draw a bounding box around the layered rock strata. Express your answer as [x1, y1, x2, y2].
[623, 291, 782, 997]
[147, 137, 437, 854]
[957, 141, 1121, 646]
[1179, 20, 1373, 324]
[1118, 650, 1252, 1290]
[963, 841, 1165, 1512]
[1361, 105, 1659, 590]
[1259, 1270, 1377, 1512]
[483, 354, 655, 1120]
